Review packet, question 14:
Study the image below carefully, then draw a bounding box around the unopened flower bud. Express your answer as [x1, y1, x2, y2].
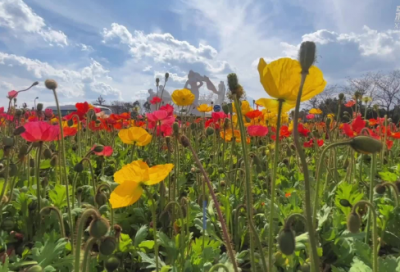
[347, 212, 361, 233]
[89, 217, 110, 238]
[206, 127, 214, 136]
[95, 192, 108, 206]
[375, 184, 386, 194]
[227, 73, 239, 92]
[50, 155, 58, 167]
[14, 126, 25, 136]
[105, 256, 120, 272]
[43, 149, 52, 160]
[278, 228, 296, 255]
[44, 79, 58, 90]
[67, 119, 74, 127]
[2, 137, 14, 147]
[36, 103, 43, 112]
[155, 78, 160, 86]
[165, 73, 169, 80]
[298, 41, 316, 73]
[173, 122, 179, 135]
[339, 93, 345, 100]
[222, 104, 229, 114]
[100, 236, 117, 256]
[339, 199, 352, 208]
[93, 145, 104, 153]
[74, 162, 84, 173]
[180, 135, 190, 148]
[350, 136, 383, 154]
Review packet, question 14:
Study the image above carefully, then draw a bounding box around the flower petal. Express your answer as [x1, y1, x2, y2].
[110, 181, 143, 209]
[144, 163, 174, 185]
[114, 160, 149, 184]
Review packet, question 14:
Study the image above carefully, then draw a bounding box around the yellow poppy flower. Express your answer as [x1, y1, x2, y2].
[258, 57, 326, 102]
[110, 160, 174, 208]
[256, 98, 296, 114]
[327, 113, 335, 119]
[233, 100, 251, 114]
[118, 127, 152, 146]
[362, 96, 372, 103]
[197, 104, 213, 112]
[171, 89, 195, 106]
[309, 108, 322, 114]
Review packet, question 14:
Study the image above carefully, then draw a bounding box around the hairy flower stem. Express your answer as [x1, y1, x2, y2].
[146, 188, 160, 272]
[380, 182, 399, 207]
[365, 154, 376, 243]
[267, 99, 283, 272]
[36, 143, 43, 222]
[313, 141, 352, 226]
[81, 158, 97, 208]
[74, 209, 100, 272]
[293, 73, 319, 272]
[51, 87, 74, 252]
[185, 141, 238, 272]
[82, 237, 97, 272]
[40, 206, 66, 237]
[233, 97, 259, 270]
[353, 201, 378, 272]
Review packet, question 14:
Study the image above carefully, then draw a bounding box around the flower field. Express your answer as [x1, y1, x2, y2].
[1, 42, 400, 272]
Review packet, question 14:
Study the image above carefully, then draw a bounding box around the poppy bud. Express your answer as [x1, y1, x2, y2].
[100, 236, 117, 256]
[165, 73, 169, 80]
[278, 228, 296, 255]
[43, 149, 52, 160]
[222, 104, 229, 114]
[339, 199, 352, 208]
[45, 79, 58, 90]
[375, 184, 386, 194]
[339, 93, 345, 100]
[26, 265, 43, 272]
[37, 103, 43, 112]
[290, 144, 296, 151]
[93, 145, 104, 153]
[227, 73, 239, 92]
[2, 137, 14, 147]
[67, 119, 74, 127]
[41, 177, 49, 187]
[95, 192, 108, 206]
[89, 217, 110, 238]
[19, 144, 28, 156]
[105, 256, 120, 272]
[286, 148, 292, 157]
[165, 136, 172, 151]
[282, 158, 289, 166]
[300, 263, 311, 272]
[173, 122, 179, 135]
[50, 155, 58, 167]
[113, 224, 122, 239]
[14, 126, 26, 136]
[347, 212, 361, 233]
[298, 41, 316, 73]
[220, 180, 226, 187]
[155, 78, 160, 86]
[180, 135, 190, 148]
[74, 162, 84, 173]
[206, 127, 214, 136]
[350, 136, 383, 154]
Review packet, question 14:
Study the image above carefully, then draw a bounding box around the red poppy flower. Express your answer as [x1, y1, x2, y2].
[76, 102, 91, 114]
[298, 123, 310, 137]
[344, 100, 356, 107]
[306, 114, 315, 120]
[342, 115, 366, 137]
[20, 121, 60, 142]
[0, 107, 4, 114]
[8, 90, 18, 99]
[44, 108, 53, 118]
[159, 104, 174, 116]
[212, 112, 226, 122]
[386, 140, 393, 150]
[245, 110, 263, 119]
[285, 192, 291, 198]
[150, 96, 162, 105]
[146, 110, 175, 129]
[270, 125, 291, 140]
[63, 126, 77, 138]
[303, 138, 324, 148]
[247, 125, 268, 137]
[91, 145, 113, 156]
[368, 119, 377, 126]
[391, 132, 400, 139]
[159, 124, 173, 136]
[205, 118, 220, 129]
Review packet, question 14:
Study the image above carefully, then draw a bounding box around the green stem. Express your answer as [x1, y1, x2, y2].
[292, 73, 319, 272]
[82, 237, 97, 272]
[40, 206, 66, 237]
[146, 188, 159, 271]
[81, 158, 97, 207]
[36, 143, 43, 221]
[365, 154, 376, 243]
[209, 264, 230, 272]
[381, 182, 399, 207]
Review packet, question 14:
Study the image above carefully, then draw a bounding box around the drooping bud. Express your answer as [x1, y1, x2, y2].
[43, 149, 52, 160]
[93, 145, 104, 153]
[339, 199, 352, 208]
[347, 212, 361, 233]
[36, 103, 43, 112]
[100, 236, 117, 256]
[44, 79, 58, 90]
[350, 136, 383, 154]
[74, 162, 84, 173]
[179, 135, 190, 148]
[105, 256, 120, 272]
[375, 184, 386, 194]
[206, 127, 214, 136]
[50, 155, 58, 167]
[298, 41, 316, 73]
[95, 192, 108, 206]
[14, 126, 26, 136]
[89, 217, 110, 238]
[278, 228, 296, 255]
[67, 119, 74, 127]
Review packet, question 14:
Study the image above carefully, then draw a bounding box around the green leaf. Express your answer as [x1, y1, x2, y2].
[48, 185, 71, 209]
[378, 171, 398, 182]
[137, 251, 166, 269]
[134, 225, 148, 247]
[378, 256, 399, 271]
[118, 233, 133, 253]
[352, 240, 371, 267]
[139, 240, 155, 250]
[31, 233, 68, 268]
[349, 258, 372, 272]
[0, 257, 9, 272]
[40, 159, 52, 169]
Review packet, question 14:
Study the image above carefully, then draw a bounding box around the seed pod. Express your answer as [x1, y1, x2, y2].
[74, 162, 84, 173]
[298, 41, 316, 73]
[26, 265, 43, 272]
[105, 256, 120, 272]
[375, 184, 386, 194]
[350, 136, 383, 154]
[206, 127, 214, 136]
[2, 137, 14, 147]
[43, 149, 52, 160]
[100, 236, 117, 256]
[173, 122, 179, 135]
[14, 126, 26, 136]
[339, 199, 352, 208]
[45, 79, 58, 90]
[1, 218, 15, 231]
[89, 217, 110, 238]
[278, 228, 296, 255]
[347, 212, 361, 233]
[50, 155, 58, 167]
[180, 135, 190, 148]
[93, 145, 104, 153]
[95, 192, 108, 206]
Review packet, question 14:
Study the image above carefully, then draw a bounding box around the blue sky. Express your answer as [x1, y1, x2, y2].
[0, 0, 399, 108]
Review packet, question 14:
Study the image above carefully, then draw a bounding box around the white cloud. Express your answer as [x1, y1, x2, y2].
[77, 43, 94, 52]
[154, 71, 187, 84]
[0, 0, 68, 46]
[0, 52, 121, 104]
[142, 65, 152, 72]
[102, 23, 230, 74]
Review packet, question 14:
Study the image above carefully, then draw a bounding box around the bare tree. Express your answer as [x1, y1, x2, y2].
[345, 72, 378, 99]
[305, 85, 339, 109]
[374, 70, 400, 114]
[94, 95, 106, 106]
[110, 101, 134, 114]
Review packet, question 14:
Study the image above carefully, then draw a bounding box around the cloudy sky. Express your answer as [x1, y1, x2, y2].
[0, 0, 399, 108]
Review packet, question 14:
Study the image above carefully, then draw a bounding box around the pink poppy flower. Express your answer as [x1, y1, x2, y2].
[8, 90, 18, 99]
[306, 114, 315, 120]
[20, 121, 60, 142]
[91, 145, 113, 157]
[247, 125, 268, 137]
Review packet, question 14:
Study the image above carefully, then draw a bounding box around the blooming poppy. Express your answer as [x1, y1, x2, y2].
[247, 125, 268, 137]
[110, 160, 174, 208]
[342, 115, 365, 137]
[20, 121, 60, 142]
[150, 96, 162, 105]
[91, 145, 113, 157]
[197, 104, 213, 112]
[386, 140, 393, 150]
[256, 57, 326, 113]
[44, 108, 53, 118]
[344, 100, 356, 107]
[146, 110, 175, 129]
[118, 127, 152, 146]
[306, 114, 315, 120]
[270, 125, 291, 140]
[62, 126, 77, 138]
[285, 192, 291, 198]
[233, 100, 252, 115]
[246, 110, 263, 119]
[8, 90, 18, 99]
[171, 89, 195, 106]
[303, 138, 324, 148]
[309, 108, 322, 114]
[159, 104, 174, 115]
[298, 123, 310, 137]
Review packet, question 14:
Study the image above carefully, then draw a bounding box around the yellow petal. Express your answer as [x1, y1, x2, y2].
[258, 58, 280, 98]
[256, 98, 295, 114]
[118, 127, 152, 146]
[114, 160, 149, 184]
[145, 163, 174, 185]
[110, 181, 143, 209]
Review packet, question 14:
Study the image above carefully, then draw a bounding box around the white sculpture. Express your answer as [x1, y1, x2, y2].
[184, 70, 205, 108]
